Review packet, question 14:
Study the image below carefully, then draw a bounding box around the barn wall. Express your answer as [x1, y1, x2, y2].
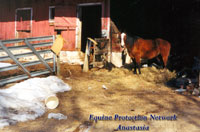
[0, 0, 16, 40]
[32, 0, 55, 38]
[0, 0, 110, 51]
[101, 0, 110, 36]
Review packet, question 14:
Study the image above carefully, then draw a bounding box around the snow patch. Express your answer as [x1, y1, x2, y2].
[60, 51, 84, 65]
[0, 62, 12, 68]
[0, 76, 71, 128]
[48, 113, 67, 120]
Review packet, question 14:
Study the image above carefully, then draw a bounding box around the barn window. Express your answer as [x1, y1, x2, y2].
[16, 8, 32, 31]
[49, 6, 55, 22]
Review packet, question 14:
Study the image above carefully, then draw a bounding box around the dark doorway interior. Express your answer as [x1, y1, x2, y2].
[80, 5, 102, 52]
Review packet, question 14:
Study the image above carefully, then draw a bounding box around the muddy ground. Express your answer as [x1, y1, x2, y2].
[1, 64, 200, 132]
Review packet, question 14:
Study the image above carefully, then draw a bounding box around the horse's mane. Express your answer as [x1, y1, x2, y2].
[125, 33, 141, 47]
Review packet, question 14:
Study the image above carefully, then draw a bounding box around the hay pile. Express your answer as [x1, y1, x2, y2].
[139, 67, 176, 83]
[91, 66, 176, 85]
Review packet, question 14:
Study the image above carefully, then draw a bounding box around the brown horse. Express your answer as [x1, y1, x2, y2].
[121, 33, 171, 74]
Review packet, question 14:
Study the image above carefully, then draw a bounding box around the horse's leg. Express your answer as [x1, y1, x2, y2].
[156, 55, 164, 68]
[161, 52, 170, 68]
[137, 62, 141, 74]
[132, 58, 137, 74]
[158, 41, 171, 68]
[162, 56, 168, 68]
[135, 55, 141, 74]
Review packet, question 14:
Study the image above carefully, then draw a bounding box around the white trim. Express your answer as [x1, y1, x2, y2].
[107, 0, 111, 39]
[15, 10, 17, 37]
[107, 18, 111, 39]
[16, 7, 32, 11]
[15, 7, 33, 38]
[49, 6, 55, 22]
[31, 8, 33, 33]
[77, 2, 102, 7]
[75, 6, 79, 49]
[75, 14, 79, 49]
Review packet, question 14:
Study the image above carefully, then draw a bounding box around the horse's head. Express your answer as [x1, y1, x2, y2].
[121, 32, 127, 47]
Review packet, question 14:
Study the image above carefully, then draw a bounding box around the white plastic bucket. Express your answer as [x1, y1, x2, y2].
[45, 95, 59, 109]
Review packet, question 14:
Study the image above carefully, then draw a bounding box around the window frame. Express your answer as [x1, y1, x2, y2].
[49, 6, 55, 23]
[15, 7, 33, 36]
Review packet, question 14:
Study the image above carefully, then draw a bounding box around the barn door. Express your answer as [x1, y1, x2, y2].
[54, 6, 76, 30]
[78, 5, 102, 52]
[16, 8, 32, 39]
[54, 5, 76, 50]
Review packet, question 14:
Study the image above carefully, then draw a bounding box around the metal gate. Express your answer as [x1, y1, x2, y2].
[0, 36, 56, 86]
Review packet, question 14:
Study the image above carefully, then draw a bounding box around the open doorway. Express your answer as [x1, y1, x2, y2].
[79, 5, 102, 52]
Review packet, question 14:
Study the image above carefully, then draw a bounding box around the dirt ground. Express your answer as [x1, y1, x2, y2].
[1, 64, 200, 132]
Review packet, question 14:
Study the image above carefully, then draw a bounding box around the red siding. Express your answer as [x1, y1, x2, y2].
[0, 0, 110, 51]
[54, 5, 77, 50]
[32, 0, 54, 37]
[61, 30, 76, 51]
[54, 5, 76, 30]
[0, 0, 15, 40]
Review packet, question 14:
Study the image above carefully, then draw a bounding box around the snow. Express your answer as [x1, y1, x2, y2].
[48, 113, 67, 120]
[0, 76, 71, 129]
[0, 62, 12, 68]
[60, 51, 84, 65]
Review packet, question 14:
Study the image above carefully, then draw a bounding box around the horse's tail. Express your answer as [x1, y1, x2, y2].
[156, 38, 171, 67]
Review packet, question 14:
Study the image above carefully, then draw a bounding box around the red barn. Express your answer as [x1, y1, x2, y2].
[0, 0, 110, 53]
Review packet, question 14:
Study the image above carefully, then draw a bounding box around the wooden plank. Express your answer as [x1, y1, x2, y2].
[83, 41, 89, 72]
[94, 50, 108, 55]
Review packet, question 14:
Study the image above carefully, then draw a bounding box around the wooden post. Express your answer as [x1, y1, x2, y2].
[83, 41, 89, 72]
[56, 55, 61, 76]
[108, 25, 112, 63]
[199, 71, 200, 87]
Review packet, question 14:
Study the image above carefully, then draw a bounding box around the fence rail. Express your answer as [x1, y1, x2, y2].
[0, 36, 56, 86]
